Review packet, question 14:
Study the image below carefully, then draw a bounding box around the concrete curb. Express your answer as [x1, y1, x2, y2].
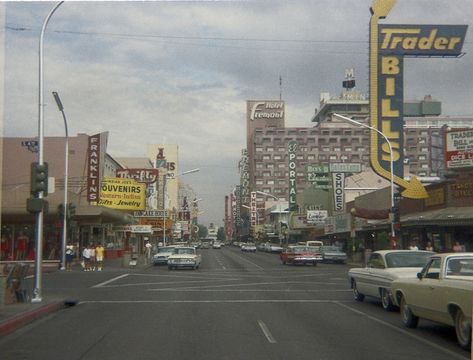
[0, 301, 66, 336]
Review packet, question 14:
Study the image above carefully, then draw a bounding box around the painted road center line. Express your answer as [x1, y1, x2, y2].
[92, 274, 129, 288]
[258, 320, 277, 344]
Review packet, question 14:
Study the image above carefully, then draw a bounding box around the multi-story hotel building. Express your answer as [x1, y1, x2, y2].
[246, 92, 473, 209]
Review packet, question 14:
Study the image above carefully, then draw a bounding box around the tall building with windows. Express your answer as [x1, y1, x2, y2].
[245, 92, 473, 210]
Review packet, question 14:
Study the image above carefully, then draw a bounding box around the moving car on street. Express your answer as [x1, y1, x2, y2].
[167, 246, 202, 270]
[391, 253, 473, 350]
[348, 250, 434, 311]
[280, 245, 322, 266]
[241, 243, 257, 252]
[320, 245, 347, 264]
[152, 246, 176, 266]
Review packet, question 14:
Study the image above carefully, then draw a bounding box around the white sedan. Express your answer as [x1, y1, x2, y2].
[348, 250, 434, 311]
[167, 247, 202, 270]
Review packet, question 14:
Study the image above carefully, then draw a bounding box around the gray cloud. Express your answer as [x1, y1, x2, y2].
[4, 0, 473, 225]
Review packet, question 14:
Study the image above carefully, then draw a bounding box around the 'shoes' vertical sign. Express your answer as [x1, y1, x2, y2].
[87, 132, 108, 204]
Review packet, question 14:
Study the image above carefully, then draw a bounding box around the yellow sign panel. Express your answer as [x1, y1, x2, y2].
[98, 177, 145, 210]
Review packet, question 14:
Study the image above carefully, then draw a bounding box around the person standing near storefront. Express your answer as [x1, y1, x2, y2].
[453, 241, 464, 252]
[95, 243, 105, 271]
[16, 231, 29, 260]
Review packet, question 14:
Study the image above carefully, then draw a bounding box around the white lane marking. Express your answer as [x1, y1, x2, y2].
[231, 253, 264, 270]
[258, 320, 277, 344]
[99, 278, 242, 288]
[92, 274, 129, 288]
[147, 289, 351, 292]
[148, 280, 340, 291]
[79, 299, 352, 304]
[334, 302, 468, 360]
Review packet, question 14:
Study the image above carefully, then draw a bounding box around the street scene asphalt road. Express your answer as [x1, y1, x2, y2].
[0, 247, 469, 360]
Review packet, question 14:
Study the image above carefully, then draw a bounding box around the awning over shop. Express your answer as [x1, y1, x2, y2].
[76, 205, 137, 225]
[402, 207, 473, 226]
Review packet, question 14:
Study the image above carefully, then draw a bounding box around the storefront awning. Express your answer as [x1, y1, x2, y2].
[76, 205, 137, 225]
[402, 207, 473, 226]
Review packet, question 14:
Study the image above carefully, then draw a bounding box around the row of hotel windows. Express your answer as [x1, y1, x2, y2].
[255, 146, 369, 153]
[255, 153, 370, 163]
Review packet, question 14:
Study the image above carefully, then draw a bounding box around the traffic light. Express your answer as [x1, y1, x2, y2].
[67, 203, 76, 219]
[30, 162, 48, 195]
[58, 203, 65, 218]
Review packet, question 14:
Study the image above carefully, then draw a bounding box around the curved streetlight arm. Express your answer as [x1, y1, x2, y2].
[333, 113, 395, 238]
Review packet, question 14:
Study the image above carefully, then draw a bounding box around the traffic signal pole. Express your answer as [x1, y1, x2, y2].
[32, 1, 64, 303]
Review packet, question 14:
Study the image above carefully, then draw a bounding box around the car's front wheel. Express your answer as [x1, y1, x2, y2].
[454, 309, 472, 350]
[400, 296, 418, 328]
[380, 288, 395, 311]
[352, 280, 364, 302]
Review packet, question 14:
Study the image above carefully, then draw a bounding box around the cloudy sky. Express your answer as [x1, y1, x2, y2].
[3, 0, 473, 226]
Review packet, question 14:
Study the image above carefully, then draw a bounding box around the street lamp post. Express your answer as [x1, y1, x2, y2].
[33, 0, 64, 303]
[52, 91, 68, 271]
[333, 113, 395, 239]
[162, 168, 200, 246]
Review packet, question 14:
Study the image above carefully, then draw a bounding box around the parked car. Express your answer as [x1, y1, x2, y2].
[348, 250, 434, 311]
[152, 246, 176, 266]
[264, 243, 284, 253]
[167, 247, 202, 270]
[241, 243, 257, 252]
[280, 245, 322, 266]
[320, 245, 347, 264]
[391, 253, 473, 350]
[212, 242, 222, 249]
[201, 241, 210, 249]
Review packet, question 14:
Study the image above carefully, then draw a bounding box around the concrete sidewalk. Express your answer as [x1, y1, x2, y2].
[0, 255, 151, 337]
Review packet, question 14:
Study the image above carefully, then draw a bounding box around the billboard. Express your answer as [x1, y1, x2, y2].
[369, 0, 467, 199]
[444, 129, 473, 169]
[98, 177, 146, 210]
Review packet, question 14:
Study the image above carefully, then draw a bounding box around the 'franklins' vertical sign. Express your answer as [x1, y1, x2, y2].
[87, 132, 109, 203]
[288, 140, 298, 211]
[369, 0, 467, 199]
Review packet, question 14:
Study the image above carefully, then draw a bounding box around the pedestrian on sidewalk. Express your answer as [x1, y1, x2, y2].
[65, 244, 75, 271]
[82, 246, 91, 271]
[144, 240, 152, 265]
[89, 244, 96, 271]
[95, 243, 105, 271]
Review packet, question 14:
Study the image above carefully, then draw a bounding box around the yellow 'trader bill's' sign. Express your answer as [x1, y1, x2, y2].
[98, 177, 146, 210]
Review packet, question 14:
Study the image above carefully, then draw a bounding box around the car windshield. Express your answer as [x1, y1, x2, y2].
[174, 248, 195, 255]
[292, 246, 311, 252]
[320, 246, 340, 252]
[157, 247, 175, 253]
[385, 251, 434, 268]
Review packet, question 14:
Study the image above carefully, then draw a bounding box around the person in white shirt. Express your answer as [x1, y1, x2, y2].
[82, 246, 91, 271]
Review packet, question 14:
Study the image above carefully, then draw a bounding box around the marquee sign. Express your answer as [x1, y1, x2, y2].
[116, 168, 159, 184]
[369, 0, 467, 199]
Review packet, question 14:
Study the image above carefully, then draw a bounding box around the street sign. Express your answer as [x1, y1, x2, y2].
[134, 210, 168, 217]
[329, 163, 362, 173]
